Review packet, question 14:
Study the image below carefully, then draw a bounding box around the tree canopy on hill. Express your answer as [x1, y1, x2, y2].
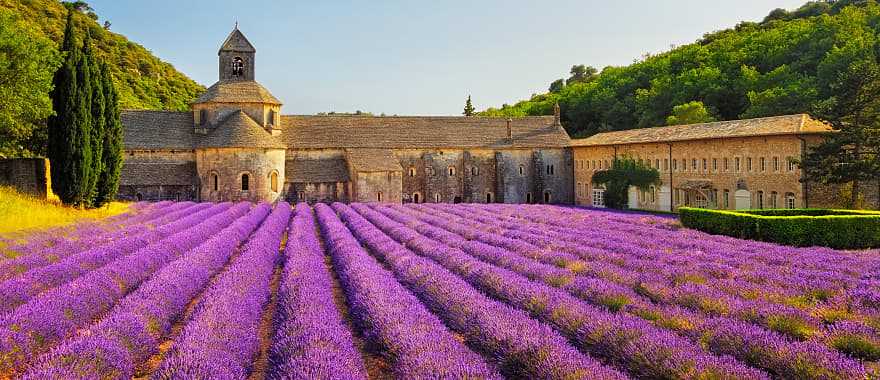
[0, 0, 204, 157]
[479, 0, 880, 138]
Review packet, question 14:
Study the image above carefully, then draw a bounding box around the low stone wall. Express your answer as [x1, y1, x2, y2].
[0, 158, 50, 199]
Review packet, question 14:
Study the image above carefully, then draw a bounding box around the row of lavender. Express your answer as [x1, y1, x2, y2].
[427, 203, 880, 358]
[391, 203, 876, 377]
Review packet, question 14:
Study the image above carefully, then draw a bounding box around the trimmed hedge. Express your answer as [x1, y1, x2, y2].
[679, 208, 880, 249]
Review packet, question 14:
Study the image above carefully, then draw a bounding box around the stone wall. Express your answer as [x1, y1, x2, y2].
[117, 185, 197, 202]
[352, 171, 402, 203]
[0, 158, 50, 199]
[286, 182, 348, 204]
[196, 147, 285, 202]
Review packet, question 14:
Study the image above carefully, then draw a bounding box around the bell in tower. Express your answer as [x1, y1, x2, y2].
[218, 24, 256, 81]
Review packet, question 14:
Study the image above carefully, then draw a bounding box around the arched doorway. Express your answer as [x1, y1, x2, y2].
[413, 193, 421, 204]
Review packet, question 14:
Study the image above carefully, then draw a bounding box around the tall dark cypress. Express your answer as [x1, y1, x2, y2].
[94, 62, 122, 207]
[47, 11, 81, 205]
[84, 30, 104, 206]
[69, 23, 93, 207]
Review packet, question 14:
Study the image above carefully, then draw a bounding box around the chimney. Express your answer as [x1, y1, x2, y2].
[553, 102, 561, 126]
[506, 118, 512, 140]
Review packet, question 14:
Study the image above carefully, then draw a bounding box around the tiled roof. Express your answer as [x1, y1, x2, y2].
[119, 161, 196, 186]
[219, 28, 255, 53]
[281, 115, 569, 149]
[346, 149, 403, 172]
[193, 80, 281, 105]
[198, 110, 286, 149]
[122, 110, 194, 150]
[286, 157, 350, 183]
[570, 114, 833, 147]
[121, 111, 569, 151]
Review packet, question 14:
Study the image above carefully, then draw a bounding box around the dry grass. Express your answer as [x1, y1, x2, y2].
[0, 186, 130, 235]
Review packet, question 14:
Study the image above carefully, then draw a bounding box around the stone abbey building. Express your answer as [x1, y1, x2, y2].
[119, 27, 573, 204]
[116, 26, 861, 209]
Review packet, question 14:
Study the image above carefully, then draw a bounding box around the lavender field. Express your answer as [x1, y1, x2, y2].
[1, 201, 879, 379]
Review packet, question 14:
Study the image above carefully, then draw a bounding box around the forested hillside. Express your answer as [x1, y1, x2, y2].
[0, 0, 204, 157]
[481, 0, 880, 138]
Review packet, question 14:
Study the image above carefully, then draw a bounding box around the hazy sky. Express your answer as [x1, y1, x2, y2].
[88, 0, 807, 115]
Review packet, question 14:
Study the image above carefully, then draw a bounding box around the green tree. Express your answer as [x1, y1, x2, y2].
[82, 29, 104, 205]
[548, 78, 566, 93]
[0, 9, 60, 157]
[566, 65, 598, 85]
[665, 101, 717, 125]
[94, 62, 122, 207]
[48, 10, 90, 206]
[801, 59, 880, 208]
[591, 156, 660, 209]
[463, 95, 475, 116]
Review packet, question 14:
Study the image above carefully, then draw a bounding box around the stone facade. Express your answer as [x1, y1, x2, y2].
[196, 148, 285, 202]
[571, 115, 848, 211]
[0, 158, 50, 199]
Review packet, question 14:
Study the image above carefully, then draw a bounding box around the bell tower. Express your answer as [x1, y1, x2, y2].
[218, 24, 256, 81]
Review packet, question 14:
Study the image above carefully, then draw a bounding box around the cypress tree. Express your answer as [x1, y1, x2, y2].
[84, 29, 104, 206]
[463, 95, 475, 117]
[47, 11, 81, 205]
[69, 22, 93, 207]
[94, 62, 122, 207]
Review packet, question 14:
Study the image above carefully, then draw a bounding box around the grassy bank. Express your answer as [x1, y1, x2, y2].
[0, 186, 129, 235]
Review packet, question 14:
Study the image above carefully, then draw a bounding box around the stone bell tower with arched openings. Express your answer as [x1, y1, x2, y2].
[218, 24, 255, 81]
[191, 25, 286, 203]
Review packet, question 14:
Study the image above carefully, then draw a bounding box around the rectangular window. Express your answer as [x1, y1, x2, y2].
[655, 159, 660, 170]
[773, 157, 779, 171]
[735, 157, 741, 172]
[663, 159, 669, 171]
[723, 189, 730, 209]
[747, 157, 752, 172]
[760, 157, 766, 172]
[592, 189, 605, 207]
[702, 158, 707, 171]
[785, 194, 796, 209]
[673, 159, 678, 170]
[712, 158, 717, 171]
[692, 159, 697, 170]
[723, 158, 729, 172]
[788, 158, 797, 171]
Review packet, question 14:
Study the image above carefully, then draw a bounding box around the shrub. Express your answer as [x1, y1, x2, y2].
[679, 207, 880, 249]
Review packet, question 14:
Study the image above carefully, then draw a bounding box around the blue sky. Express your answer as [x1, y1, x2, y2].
[88, 0, 807, 115]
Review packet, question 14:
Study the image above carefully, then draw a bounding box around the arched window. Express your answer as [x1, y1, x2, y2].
[770, 191, 778, 208]
[756, 191, 764, 209]
[232, 57, 244, 77]
[434, 193, 441, 203]
[519, 165, 525, 176]
[448, 166, 456, 176]
[408, 167, 416, 177]
[470, 167, 479, 176]
[241, 173, 249, 191]
[377, 192, 383, 202]
[212, 173, 219, 191]
[650, 186, 656, 204]
[577, 182, 583, 197]
[486, 192, 493, 203]
[269, 172, 278, 192]
[413, 192, 421, 203]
